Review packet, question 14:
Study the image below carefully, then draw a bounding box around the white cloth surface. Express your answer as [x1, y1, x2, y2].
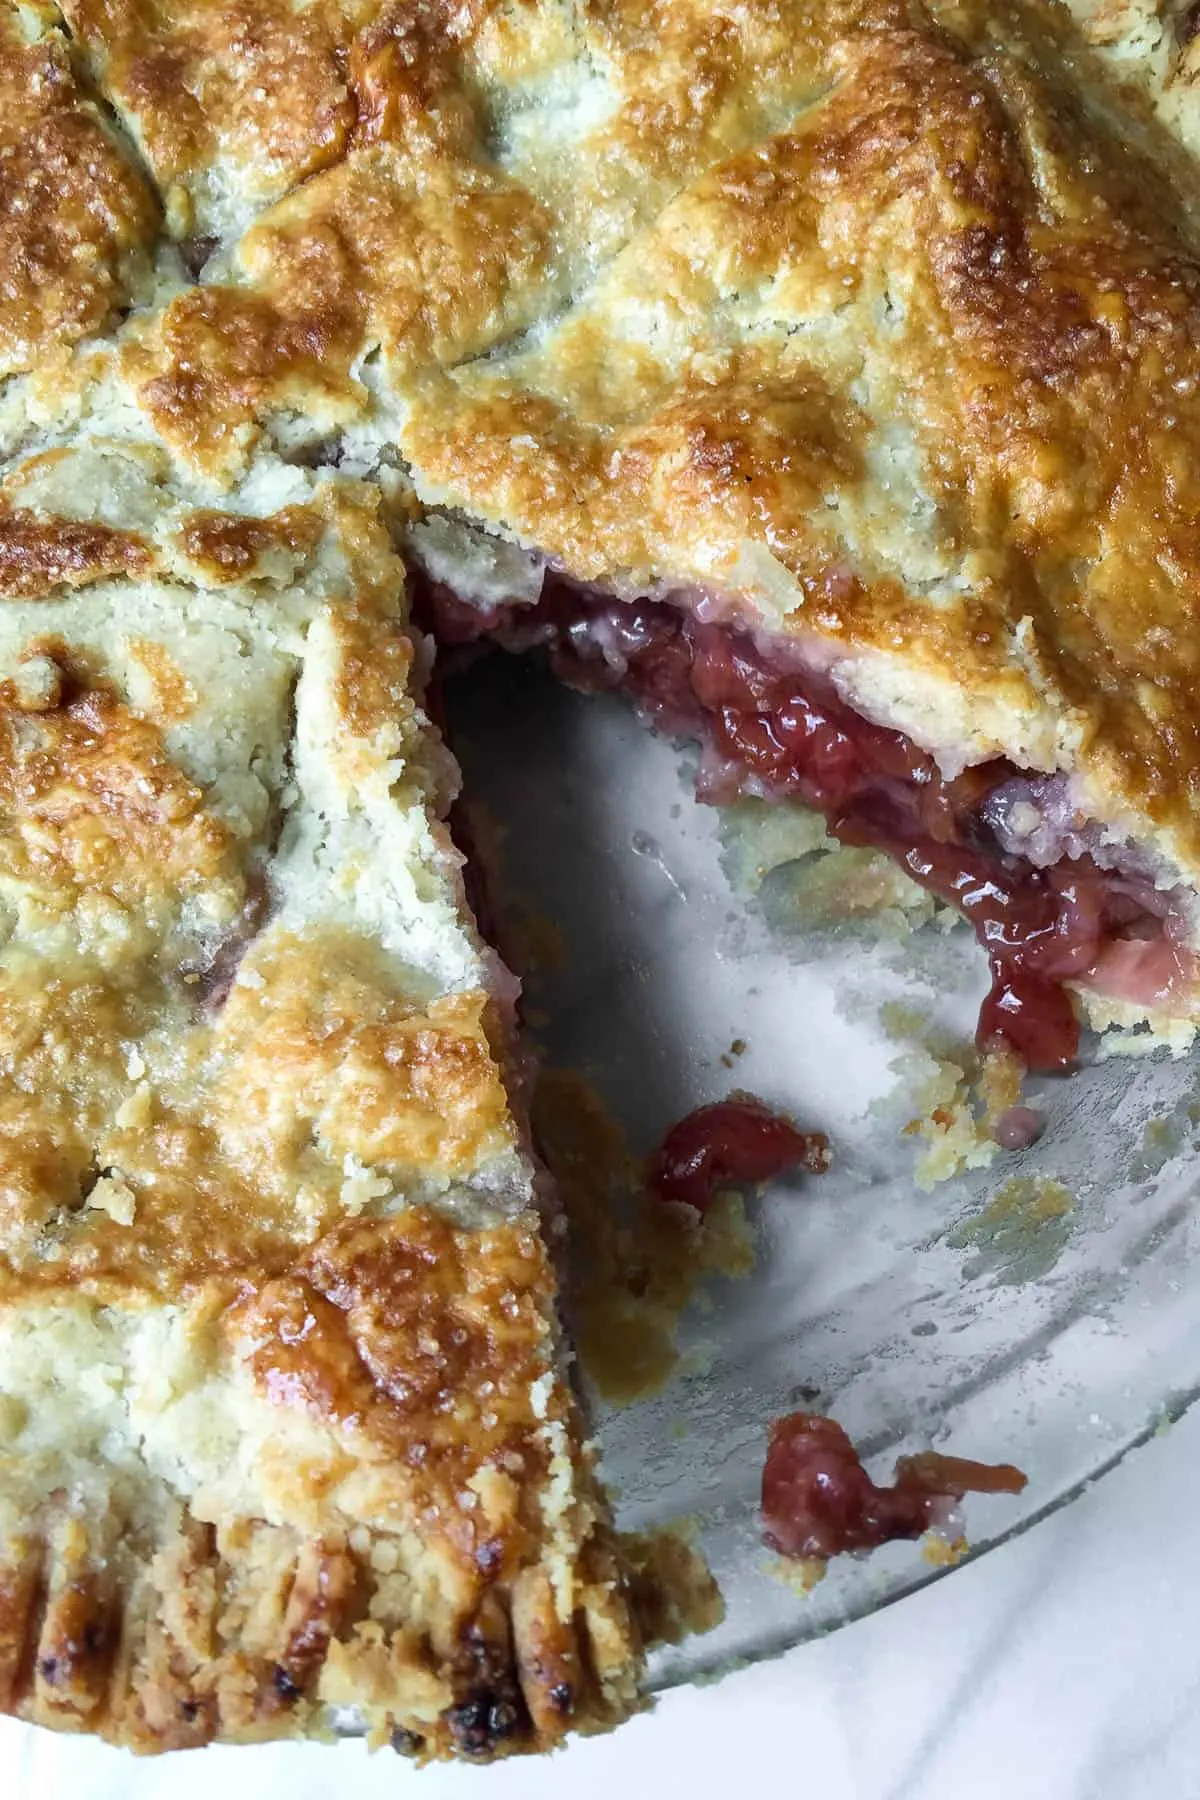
[6, 1405, 1200, 1800]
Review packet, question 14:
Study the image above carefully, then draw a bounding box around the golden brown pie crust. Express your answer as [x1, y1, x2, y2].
[41, 0, 1200, 893]
[0, 454, 639, 1754]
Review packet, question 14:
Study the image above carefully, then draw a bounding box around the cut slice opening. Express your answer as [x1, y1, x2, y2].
[412, 541, 1199, 1074]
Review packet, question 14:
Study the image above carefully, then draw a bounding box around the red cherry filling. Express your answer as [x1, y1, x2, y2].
[648, 1095, 831, 1213]
[416, 573, 1195, 1072]
[761, 1411, 1027, 1562]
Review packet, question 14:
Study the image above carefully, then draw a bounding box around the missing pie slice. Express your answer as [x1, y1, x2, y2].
[0, 445, 638, 1752]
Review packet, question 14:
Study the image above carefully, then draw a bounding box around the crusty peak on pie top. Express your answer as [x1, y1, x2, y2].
[56, 0, 842, 244]
[0, 444, 638, 1751]
[51, 0, 849, 469]
[10, 0, 1200, 894]
[0, 2, 160, 382]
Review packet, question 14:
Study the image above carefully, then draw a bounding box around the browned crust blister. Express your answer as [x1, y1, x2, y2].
[0, 3, 159, 381]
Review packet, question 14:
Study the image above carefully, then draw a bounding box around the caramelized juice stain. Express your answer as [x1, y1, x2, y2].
[947, 1176, 1075, 1285]
[504, 908, 568, 974]
[1130, 1084, 1200, 1180]
[532, 1068, 755, 1404]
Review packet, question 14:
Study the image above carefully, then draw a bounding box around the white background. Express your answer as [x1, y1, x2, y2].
[7, 1403, 1200, 1800]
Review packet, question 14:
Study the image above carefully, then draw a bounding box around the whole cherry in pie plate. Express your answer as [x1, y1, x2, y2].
[448, 651, 1200, 1692]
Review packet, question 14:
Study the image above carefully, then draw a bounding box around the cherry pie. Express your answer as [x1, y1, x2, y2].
[2, 0, 1199, 1760]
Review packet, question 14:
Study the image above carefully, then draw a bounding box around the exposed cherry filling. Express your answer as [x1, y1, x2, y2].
[418, 573, 1196, 1072]
[648, 1095, 831, 1213]
[761, 1411, 1027, 1562]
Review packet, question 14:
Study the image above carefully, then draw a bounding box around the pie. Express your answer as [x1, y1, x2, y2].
[2, 0, 1200, 1763]
[0, 17, 640, 1741]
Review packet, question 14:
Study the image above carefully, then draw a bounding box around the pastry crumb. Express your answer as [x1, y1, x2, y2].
[922, 1533, 969, 1567]
[893, 1050, 998, 1191]
[85, 1175, 137, 1227]
[878, 1009, 1033, 1187]
[765, 1553, 827, 1595]
[533, 1070, 758, 1403]
[621, 1521, 725, 1647]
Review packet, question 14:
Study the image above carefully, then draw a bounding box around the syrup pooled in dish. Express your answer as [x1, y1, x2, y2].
[418, 575, 1199, 1073]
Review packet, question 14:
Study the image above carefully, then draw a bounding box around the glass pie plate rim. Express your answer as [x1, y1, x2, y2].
[646, 1394, 1196, 1695]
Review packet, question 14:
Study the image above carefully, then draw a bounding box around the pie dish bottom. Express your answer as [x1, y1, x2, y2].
[444, 651, 1200, 1693]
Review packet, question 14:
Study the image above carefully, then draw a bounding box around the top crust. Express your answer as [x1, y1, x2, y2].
[58, 0, 359, 239]
[12, 0, 1200, 1756]
[0, 452, 531, 1293]
[393, 1, 1200, 891]
[13, 0, 1200, 890]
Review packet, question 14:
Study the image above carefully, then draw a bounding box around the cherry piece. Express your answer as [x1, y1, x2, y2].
[648, 1096, 830, 1214]
[761, 1411, 1027, 1562]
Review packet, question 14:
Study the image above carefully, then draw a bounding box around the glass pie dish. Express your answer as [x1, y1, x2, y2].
[447, 650, 1200, 1694]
